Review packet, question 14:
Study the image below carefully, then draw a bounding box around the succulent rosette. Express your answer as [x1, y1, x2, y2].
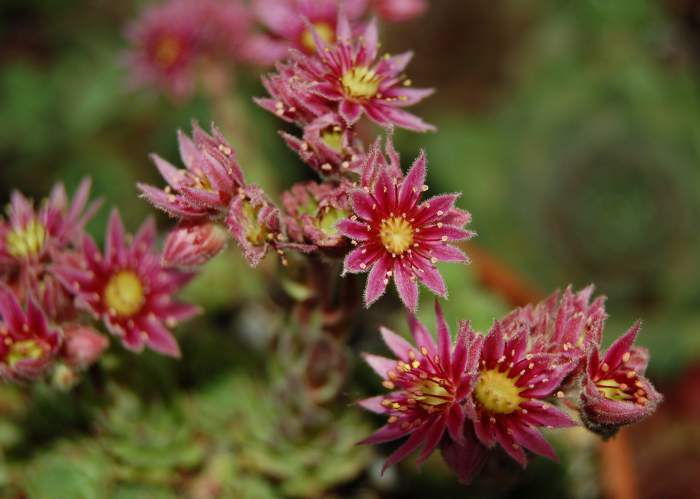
[338, 141, 473, 311]
[359, 301, 483, 473]
[54, 211, 199, 358]
[469, 321, 577, 466]
[580, 321, 662, 436]
[139, 122, 245, 218]
[282, 13, 435, 131]
[246, 0, 369, 64]
[0, 285, 61, 381]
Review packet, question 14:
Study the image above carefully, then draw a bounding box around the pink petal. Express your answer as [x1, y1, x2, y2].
[446, 403, 466, 444]
[416, 418, 446, 466]
[407, 313, 436, 356]
[339, 100, 363, 126]
[380, 326, 414, 362]
[363, 352, 397, 378]
[141, 317, 181, 358]
[364, 254, 392, 307]
[382, 423, 430, 473]
[336, 218, 371, 241]
[394, 260, 419, 312]
[360, 423, 410, 445]
[358, 395, 390, 414]
[509, 421, 558, 461]
[398, 151, 426, 212]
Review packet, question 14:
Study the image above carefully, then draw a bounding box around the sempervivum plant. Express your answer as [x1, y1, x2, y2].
[0, 1, 663, 495]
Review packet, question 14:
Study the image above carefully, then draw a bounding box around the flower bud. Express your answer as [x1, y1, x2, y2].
[163, 220, 229, 268]
[579, 322, 662, 437]
[61, 324, 109, 370]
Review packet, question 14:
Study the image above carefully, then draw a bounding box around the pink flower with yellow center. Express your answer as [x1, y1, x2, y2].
[245, 0, 369, 64]
[338, 142, 473, 311]
[0, 179, 100, 266]
[125, 0, 201, 98]
[124, 0, 252, 98]
[286, 13, 435, 131]
[358, 301, 483, 474]
[580, 321, 662, 436]
[470, 321, 577, 466]
[0, 286, 60, 381]
[139, 122, 245, 219]
[55, 211, 199, 358]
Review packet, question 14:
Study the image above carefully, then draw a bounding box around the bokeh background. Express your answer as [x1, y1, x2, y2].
[1, 0, 698, 498]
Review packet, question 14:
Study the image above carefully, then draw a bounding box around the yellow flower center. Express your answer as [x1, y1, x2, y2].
[320, 129, 344, 153]
[300, 22, 335, 52]
[154, 35, 183, 69]
[243, 203, 268, 246]
[474, 369, 525, 414]
[7, 339, 45, 367]
[317, 208, 348, 237]
[414, 378, 453, 409]
[104, 271, 145, 317]
[379, 216, 414, 255]
[341, 66, 381, 99]
[596, 378, 635, 401]
[6, 219, 46, 259]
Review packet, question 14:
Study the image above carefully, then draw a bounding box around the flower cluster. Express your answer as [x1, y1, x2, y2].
[359, 287, 661, 483]
[140, 12, 470, 310]
[125, 0, 431, 98]
[0, 181, 199, 385]
[123, 0, 662, 489]
[124, 0, 252, 98]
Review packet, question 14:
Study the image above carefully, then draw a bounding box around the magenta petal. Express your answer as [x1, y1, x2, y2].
[416, 419, 446, 466]
[521, 402, 575, 429]
[363, 352, 397, 377]
[398, 151, 426, 212]
[494, 423, 527, 467]
[364, 254, 392, 306]
[416, 261, 447, 297]
[509, 421, 558, 462]
[382, 423, 430, 473]
[343, 244, 379, 274]
[336, 219, 371, 241]
[360, 423, 411, 445]
[339, 100, 363, 125]
[434, 300, 451, 367]
[604, 321, 641, 369]
[350, 190, 377, 221]
[105, 209, 127, 266]
[358, 395, 390, 414]
[394, 262, 419, 312]
[381, 107, 435, 133]
[446, 403, 466, 444]
[429, 243, 469, 263]
[142, 317, 181, 358]
[380, 326, 414, 362]
[407, 313, 436, 356]
[441, 429, 489, 484]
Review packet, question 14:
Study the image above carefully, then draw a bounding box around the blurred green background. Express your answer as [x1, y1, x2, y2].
[1, 0, 699, 498]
